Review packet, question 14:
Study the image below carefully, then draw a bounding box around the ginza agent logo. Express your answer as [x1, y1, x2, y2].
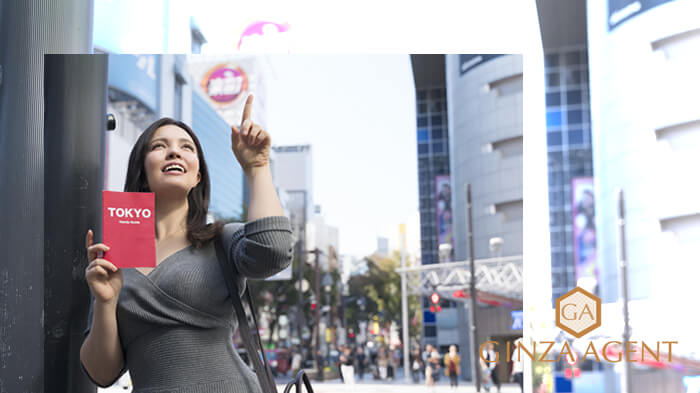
[107, 207, 152, 219]
[556, 286, 601, 338]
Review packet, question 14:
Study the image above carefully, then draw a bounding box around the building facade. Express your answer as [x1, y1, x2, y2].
[412, 54, 524, 383]
[536, 0, 596, 304]
[587, 0, 700, 391]
[445, 54, 524, 383]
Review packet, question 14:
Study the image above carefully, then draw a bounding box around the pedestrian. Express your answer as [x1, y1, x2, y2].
[430, 346, 442, 383]
[511, 338, 524, 393]
[387, 345, 395, 381]
[316, 349, 325, 381]
[356, 346, 368, 380]
[291, 347, 303, 376]
[411, 348, 424, 383]
[339, 347, 355, 388]
[481, 341, 501, 393]
[80, 95, 294, 393]
[424, 344, 440, 393]
[443, 345, 460, 388]
[377, 348, 389, 380]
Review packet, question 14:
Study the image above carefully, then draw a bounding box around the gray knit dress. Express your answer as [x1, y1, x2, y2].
[81, 216, 294, 393]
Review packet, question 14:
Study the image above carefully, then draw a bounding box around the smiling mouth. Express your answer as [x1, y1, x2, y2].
[162, 164, 186, 173]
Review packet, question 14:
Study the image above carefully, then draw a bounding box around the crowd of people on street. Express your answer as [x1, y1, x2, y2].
[280, 337, 524, 392]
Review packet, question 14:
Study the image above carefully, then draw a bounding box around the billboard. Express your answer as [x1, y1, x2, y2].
[435, 175, 453, 249]
[188, 56, 268, 129]
[571, 177, 598, 285]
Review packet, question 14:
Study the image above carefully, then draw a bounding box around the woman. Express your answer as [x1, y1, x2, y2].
[79, 95, 294, 393]
[443, 344, 460, 388]
[339, 347, 355, 387]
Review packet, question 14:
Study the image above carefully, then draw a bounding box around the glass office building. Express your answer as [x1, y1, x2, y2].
[544, 46, 595, 304]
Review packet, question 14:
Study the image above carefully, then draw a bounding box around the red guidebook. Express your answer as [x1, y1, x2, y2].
[102, 191, 156, 269]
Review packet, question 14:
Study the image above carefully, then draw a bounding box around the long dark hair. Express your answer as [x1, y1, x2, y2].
[124, 117, 224, 248]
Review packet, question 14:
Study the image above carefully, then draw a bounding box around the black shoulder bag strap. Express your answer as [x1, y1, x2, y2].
[213, 237, 277, 393]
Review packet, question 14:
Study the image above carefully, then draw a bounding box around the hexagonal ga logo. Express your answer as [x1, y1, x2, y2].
[555, 287, 601, 338]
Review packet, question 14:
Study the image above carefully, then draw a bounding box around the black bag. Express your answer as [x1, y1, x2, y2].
[214, 237, 314, 393]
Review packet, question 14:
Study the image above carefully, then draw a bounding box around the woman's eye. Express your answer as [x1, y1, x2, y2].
[183, 144, 194, 151]
[151, 143, 164, 150]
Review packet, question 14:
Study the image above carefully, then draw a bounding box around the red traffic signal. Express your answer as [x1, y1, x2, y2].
[349, 332, 355, 338]
[430, 305, 436, 313]
[310, 301, 317, 311]
[430, 292, 440, 305]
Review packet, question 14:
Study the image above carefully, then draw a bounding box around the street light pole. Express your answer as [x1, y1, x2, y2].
[617, 189, 631, 393]
[400, 224, 411, 383]
[466, 184, 481, 391]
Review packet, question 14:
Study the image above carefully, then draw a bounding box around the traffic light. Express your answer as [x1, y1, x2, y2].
[430, 292, 440, 305]
[310, 300, 317, 312]
[430, 292, 441, 312]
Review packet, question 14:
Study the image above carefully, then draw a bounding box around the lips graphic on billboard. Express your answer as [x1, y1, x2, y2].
[200, 65, 248, 106]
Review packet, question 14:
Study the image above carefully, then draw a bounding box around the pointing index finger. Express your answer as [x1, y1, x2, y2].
[241, 94, 254, 123]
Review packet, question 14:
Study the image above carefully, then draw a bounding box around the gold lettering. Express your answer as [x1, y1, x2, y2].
[583, 341, 600, 362]
[516, 341, 535, 362]
[641, 341, 660, 362]
[626, 341, 638, 362]
[562, 303, 578, 320]
[557, 341, 575, 364]
[539, 341, 555, 363]
[579, 304, 594, 321]
[603, 341, 622, 363]
[480, 341, 499, 363]
[662, 341, 678, 362]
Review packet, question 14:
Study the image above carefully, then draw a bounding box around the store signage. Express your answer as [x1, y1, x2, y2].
[200, 65, 248, 105]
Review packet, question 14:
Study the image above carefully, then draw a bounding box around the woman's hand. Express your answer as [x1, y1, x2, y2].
[84, 229, 123, 306]
[231, 94, 271, 174]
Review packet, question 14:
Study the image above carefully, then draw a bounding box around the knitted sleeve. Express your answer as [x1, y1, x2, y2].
[224, 216, 294, 280]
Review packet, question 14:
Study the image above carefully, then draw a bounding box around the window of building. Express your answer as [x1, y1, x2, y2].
[417, 116, 428, 128]
[547, 131, 562, 146]
[417, 90, 427, 100]
[567, 109, 583, 125]
[568, 129, 584, 145]
[545, 53, 559, 67]
[550, 190, 564, 205]
[431, 115, 443, 126]
[433, 141, 444, 153]
[431, 100, 444, 113]
[418, 103, 427, 114]
[548, 150, 563, 165]
[565, 51, 581, 66]
[565, 70, 582, 86]
[547, 73, 560, 87]
[550, 211, 565, 226]
[417, 128, 429, 142]
[430, 88, 444, 99]
[547, 111, 562, 128]
[566, 90, 582, 105]
[548, 171, 563, 187]
[546, 92, 561, 107]
[418, 143, 429, 155]
[431, 128, 443, 139]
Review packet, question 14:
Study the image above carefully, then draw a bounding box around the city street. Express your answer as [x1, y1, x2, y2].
[100, 379, 522, 393]
[99, 368, 522, 393]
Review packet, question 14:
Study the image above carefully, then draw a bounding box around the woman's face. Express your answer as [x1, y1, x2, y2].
[144, 125, 201, 197]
